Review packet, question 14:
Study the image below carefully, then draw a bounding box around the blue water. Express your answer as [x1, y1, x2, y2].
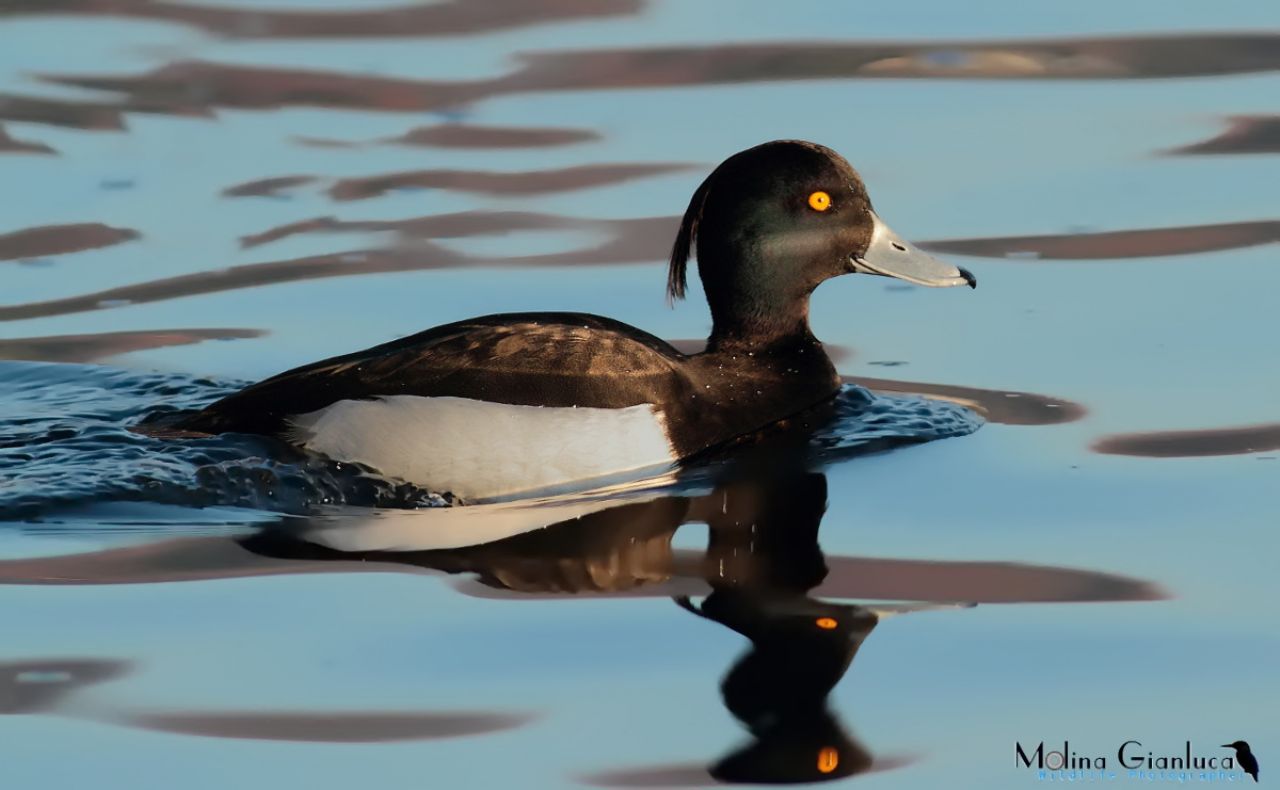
[2, 1, 1278, 787]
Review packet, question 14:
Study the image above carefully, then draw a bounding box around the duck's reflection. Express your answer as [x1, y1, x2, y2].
[681, 591, 876, 783]
[239, 453, 919, 784]
[674, 470, 876, 784]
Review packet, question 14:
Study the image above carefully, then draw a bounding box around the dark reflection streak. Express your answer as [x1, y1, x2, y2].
[41, 61, 480, 115]
[0, 91, 211, 131]
[295, 124, 605, 151]
[581, 755, 916, 788]
[924, 220, 1280, 260]
[225, 165, 691, 201]
[0, 247, 457, 322]
[579, 763, 724, 788]
[290, 135, 359, 149]
[0, 93, 128, 131]
[0, 659, 130, 714]
[0, 527, 1162, 603]
[243, 211, 568, 246]
[0, 125, 54, 154]
[459, 552, 1165, 604]
[495, 33, 1280, 85]
[1, 0, 643, 39]
[31, 34, 1280, 128]
[293, 124, 606, 151]
[328, 163, 694, 201]
[241, 215, 351, 247]
[847, 376, 1086, 426]
[240, 211, 665, 249]
[388, 124, 602, 149]
[0, 658, 532, 743]
[0, 329, 264, 363]
[1168, 115, 1280, 155]
[1092, 424, 1280, 458]
[222, 175, 316, 198]
[0, 537, 406, 586]
[0, 223, 140, 262]
[124, 711, 533, 743]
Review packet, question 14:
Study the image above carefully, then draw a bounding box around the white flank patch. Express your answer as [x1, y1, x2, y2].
[289, 395, 677, 501]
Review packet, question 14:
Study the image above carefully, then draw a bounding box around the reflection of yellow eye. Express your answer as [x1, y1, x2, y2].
[815, 617, 838, 630]
[808, 191, 832, 211]
[818, 747, 840, 773]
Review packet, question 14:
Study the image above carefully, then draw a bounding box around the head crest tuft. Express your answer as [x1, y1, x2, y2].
[667, 172, 714, 303]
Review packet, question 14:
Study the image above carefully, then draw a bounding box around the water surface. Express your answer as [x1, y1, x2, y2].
[1, 2, 1278, 788]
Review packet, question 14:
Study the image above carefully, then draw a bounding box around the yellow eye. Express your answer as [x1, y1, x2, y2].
[818, 747, 840, 773]
[808, 191, 832, 212]
[815, 617, 838, 630]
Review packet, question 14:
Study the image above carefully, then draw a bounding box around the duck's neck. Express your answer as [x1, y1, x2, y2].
[700, 240, 821, 351]
[703, 310, 838, 395]
[707, 296, 819, 356]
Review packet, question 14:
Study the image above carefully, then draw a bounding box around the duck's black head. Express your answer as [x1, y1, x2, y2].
[669, 140, 975, 345]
